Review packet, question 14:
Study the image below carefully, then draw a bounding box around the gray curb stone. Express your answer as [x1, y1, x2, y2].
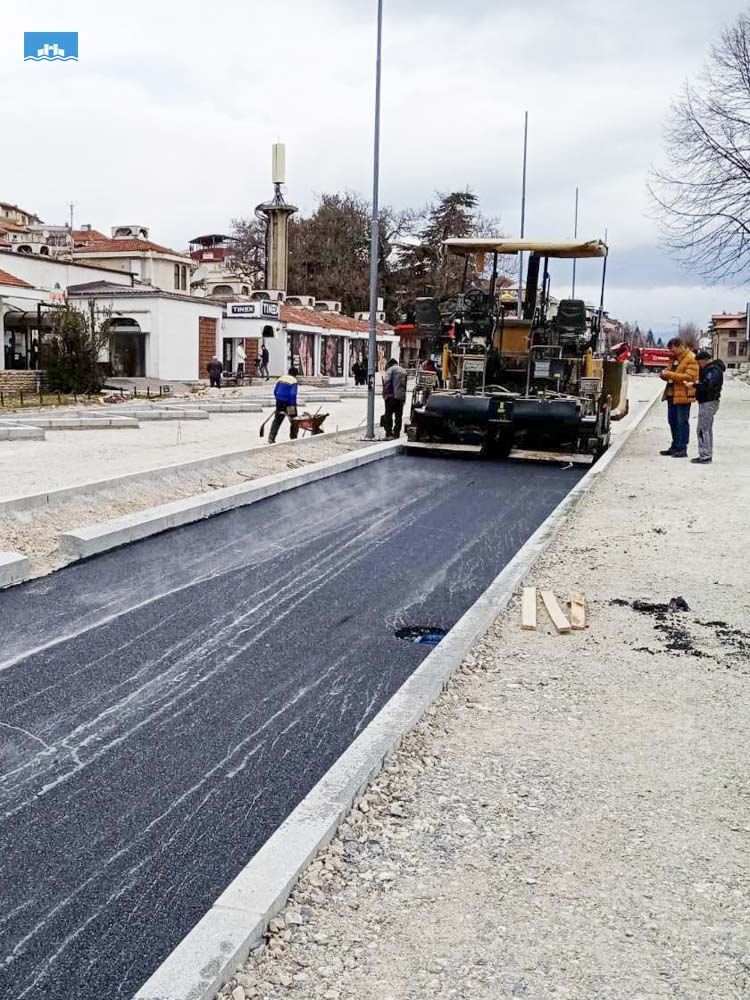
[59, 441, 401, 562]
[0, 550, 31, 589]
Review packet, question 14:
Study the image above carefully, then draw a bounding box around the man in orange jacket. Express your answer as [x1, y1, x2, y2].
[659, 337, 699, 458]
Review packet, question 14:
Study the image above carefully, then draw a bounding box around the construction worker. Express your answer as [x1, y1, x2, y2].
[268, 367, 299, 444]
[382, 357, 408, 439]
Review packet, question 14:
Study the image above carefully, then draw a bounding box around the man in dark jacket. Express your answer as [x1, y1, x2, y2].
[259, 344, 270, 381]
[382, 357, 408, 438]
[692, 350, 725, 464]
[268, 368, 299, 444]
[207, 356, 222, 388]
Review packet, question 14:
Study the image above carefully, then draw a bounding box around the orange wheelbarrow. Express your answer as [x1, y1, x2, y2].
[291, 410, 329, 436]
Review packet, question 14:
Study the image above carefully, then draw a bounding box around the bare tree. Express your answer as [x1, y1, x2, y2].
[230, 216, 267, 287]
[678, 320, 700, 347]
[650, 12, 750, 281]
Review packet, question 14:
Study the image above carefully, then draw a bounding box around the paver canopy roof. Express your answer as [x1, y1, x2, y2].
[444, 238, 608, 259]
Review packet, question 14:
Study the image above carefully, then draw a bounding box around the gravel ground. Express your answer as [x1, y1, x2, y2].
[214, 377, 750, 1000]
[0, 431, 374, 576]
[0, 395, 371, 498]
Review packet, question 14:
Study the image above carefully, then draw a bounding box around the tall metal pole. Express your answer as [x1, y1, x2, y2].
[517, 111, 528, 319]
[571, 186, 579, 297]
[365, 0, 384, 440]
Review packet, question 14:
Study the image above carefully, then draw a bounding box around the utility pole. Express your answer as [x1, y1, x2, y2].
[365, 0, 384, 440]
[571, 186, 579, 297]
[517, 111, 528, 319]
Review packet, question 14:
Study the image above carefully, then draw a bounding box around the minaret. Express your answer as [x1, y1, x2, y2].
[255, 143, 297, 293]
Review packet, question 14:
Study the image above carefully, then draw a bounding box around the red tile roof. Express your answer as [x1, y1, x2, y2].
[72, 228, 108, 244]
[0, 268, 33, 288]
[280, 304, 393, 333]
[74, 238, 189, 257]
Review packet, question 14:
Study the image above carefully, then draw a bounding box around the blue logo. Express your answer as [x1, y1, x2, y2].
[24, 32, 78, 62]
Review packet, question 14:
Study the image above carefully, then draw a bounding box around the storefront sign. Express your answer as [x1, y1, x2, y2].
[227, 301, 280, 319]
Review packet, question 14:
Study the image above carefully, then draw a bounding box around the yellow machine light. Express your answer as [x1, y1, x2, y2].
[442, 344, 451, 382]
[583, 348, 593, 378]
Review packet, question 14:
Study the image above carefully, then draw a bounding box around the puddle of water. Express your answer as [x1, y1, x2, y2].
[394, 625, 448, 647]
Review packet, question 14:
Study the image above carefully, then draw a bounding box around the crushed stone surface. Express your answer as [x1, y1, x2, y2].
[214, 378, 750, 1000]
[0, 432, 373, 577]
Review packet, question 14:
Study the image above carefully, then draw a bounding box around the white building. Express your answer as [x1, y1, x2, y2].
[66, 283, 224, 382]
[72, 226, 194, 294]
[0, 251, 135, 385]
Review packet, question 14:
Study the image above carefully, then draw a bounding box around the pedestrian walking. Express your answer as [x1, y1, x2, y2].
[382, 357, 408, 439]
[207, 356, 223, 389]
[267, 367, 299, 444]
[659, 337, 698, 458]
[236, 342, 246, 378]
[259, 344, 270, 381]
[691, 349, 725, 464]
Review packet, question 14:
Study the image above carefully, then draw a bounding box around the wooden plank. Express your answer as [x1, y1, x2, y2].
[540, 590, 572, 633]
[510, 449, 594, 466]
[570, 592, 587, 630]
[521, 587, 537, 630]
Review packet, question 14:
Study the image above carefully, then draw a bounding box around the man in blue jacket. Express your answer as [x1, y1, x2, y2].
[692, 349, 725, 464]
[268, 367, 299, 444]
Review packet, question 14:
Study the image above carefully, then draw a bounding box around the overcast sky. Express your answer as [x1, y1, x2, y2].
[2, 0, 749, 332]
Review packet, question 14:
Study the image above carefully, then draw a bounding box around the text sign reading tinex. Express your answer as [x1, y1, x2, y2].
[24, 32, 78, 61]
[227, 302, 280, 319]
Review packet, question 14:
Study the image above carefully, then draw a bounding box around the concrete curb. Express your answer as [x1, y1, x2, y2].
[0, 423, 366, 514]
[0, 550, 30, 589]
[5, 416, 140, 430]
[59, 440, 400, 561]
[132, 391, 663, 1000]
[0, 424, 46, 441]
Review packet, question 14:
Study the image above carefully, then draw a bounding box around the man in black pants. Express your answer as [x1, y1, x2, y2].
[381, 357, 408, 439]
[207, 356, 222, 388]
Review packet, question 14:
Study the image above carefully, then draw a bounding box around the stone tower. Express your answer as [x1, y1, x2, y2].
[255, 143, 297, 293]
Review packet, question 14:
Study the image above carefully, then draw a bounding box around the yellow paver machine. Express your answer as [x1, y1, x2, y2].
[405, 238, 628, 464]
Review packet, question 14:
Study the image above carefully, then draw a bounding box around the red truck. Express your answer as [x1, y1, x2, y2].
[634, 347, 672, 371]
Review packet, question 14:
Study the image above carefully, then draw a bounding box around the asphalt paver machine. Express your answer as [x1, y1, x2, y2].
[405, 238, 628, 464]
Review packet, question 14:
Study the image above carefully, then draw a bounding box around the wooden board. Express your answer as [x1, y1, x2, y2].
[521, 587, 537, 630]
[570, 592, 587, 630]
[540, 590, 572, 633]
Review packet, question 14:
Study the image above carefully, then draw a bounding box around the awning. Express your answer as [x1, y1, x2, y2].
[444, 238, 608, 259]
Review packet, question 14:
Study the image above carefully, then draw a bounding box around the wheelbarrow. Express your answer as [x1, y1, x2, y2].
[290, 410, 329, 436]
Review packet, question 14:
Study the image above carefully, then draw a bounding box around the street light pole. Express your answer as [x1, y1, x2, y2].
[517, 111, 528, 319]
[365, 0, 384, 440]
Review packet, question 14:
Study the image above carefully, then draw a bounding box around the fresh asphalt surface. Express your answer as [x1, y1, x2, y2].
[0, 454, 583, 999]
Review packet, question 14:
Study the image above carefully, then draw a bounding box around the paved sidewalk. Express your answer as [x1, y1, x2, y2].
[217, 376, 750, 1000]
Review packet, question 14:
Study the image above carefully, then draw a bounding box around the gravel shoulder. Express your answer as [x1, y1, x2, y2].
[0, 431, 373, 577]
[216, 377, 750, 1000]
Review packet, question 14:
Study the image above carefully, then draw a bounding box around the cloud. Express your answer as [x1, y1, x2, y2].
[0, 0, 746, 330]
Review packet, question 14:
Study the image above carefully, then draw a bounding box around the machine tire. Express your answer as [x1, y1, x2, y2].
[482, 429, 513, 460]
